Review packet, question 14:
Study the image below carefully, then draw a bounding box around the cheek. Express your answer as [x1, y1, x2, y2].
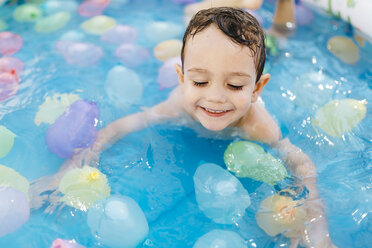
[234, 94, 252, 110]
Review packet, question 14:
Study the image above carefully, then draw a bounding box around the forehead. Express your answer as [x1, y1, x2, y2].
[183, 25, 256, 73]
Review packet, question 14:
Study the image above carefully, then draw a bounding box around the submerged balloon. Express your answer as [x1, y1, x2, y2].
[327, 36, 360, 64]
[0, 165, 29, 195]
[46, 100, 99, 158]
[59, 166, 110, 210]
[56, 41, 103, 66]
[34, 11, 71, 33]
[292, 70, 335, 110]
[81, 15, 116, 35]
[256, 190, 306, 238]
[0, 20, 7, 31]
[193, 163, 251, 224]
[224, 141, 287, 185]
[0, 57, 24, 76]
[34, 93, 81, 126]
[0, 32, 23, 56]
[144, 21, 184, 43]
[295, 4, 314, 26]
[105, 65, 143, 109]
[87, 195, 149, 248]
[43, 0, 78, 15]
[312, 99, 367, 137]
[101, 24, 137, 44]
[0, 186, 30, 237]
[13, 4, 42, 22]
[154, 39, 182, 61]
[157, 56, 181, 89]
[78, 0, 110, 17]
[0, 72, 19, 102]
[50, 239, 86, 248]
[193, 230, 246, 248]
[0, 127, 16, 158]
[115, 43, 150, 67]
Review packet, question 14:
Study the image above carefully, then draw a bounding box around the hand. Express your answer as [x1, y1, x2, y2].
[290, 198, 338, 248]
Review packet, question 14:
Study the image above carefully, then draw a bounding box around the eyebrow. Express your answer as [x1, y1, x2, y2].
[187, 68, 251, 78]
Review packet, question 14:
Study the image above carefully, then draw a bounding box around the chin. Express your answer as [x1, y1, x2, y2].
[200, 121, 229, 132]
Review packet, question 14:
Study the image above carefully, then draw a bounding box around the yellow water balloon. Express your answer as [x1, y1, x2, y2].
[0, 164, 29, 196]
[256, 190, 306, 238]
[81, 15, 116, 35]
[0, 20, 7, 31]
[313, 99, 367, 137]
[34, 12, 71, 33]
[153, 39, 182, 61]
[13, 4, 43, 23]
[34, 93, 80, 126]
[0, 126, 16, 158]
[327, 36, 360, 64]
[59, 166, 110, 210]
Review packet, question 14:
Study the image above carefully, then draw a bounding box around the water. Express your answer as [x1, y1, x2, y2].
[0, 0, 371, 247]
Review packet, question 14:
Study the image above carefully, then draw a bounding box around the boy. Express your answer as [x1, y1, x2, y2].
[32, 6, 337, 248]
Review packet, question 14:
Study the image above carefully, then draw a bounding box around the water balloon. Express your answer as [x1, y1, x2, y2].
[153, 39, 182, 61]
[81, 15, 116, 35]
[0, 32, 23, 56]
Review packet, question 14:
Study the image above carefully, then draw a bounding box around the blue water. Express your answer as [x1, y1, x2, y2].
[0, 0, 371, 247]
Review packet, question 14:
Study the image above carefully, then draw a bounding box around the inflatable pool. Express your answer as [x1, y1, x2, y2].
[0, 0, 371, 247]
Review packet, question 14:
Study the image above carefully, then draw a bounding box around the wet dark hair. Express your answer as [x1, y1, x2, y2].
[181, 7, 266, 83]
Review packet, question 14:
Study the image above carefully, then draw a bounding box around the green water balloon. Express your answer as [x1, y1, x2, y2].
[312, 98, 367, 137]
[0, 164, 29, 196]
[34, 11, 71, 33]
[13, 4, 43, 23]
[327, 36, 360, 64]
[81, 15, 116, 35]
[0, 20, 7, 31]
[224, 141, 287, 185]
[0, 126, 16, 158]
[59, 166, 110, 210]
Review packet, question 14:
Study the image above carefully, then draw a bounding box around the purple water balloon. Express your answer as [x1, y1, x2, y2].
[0, 186, 30, 237]
[101, 24, 138, 44]
[295, 4, 314, 26]
[50, 239, 86, 248]
[0, 57, 24, 76]
[0, 32, 23, 56]
[78, 0, 110, 17]
[115, 43, 150, 67]
[56, 41, 103, 66]
[157, 56, 181, 90]
[45, 100, 99, 158]
[0, 72, 19, 102]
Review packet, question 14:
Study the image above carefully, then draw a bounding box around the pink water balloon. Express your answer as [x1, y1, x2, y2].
[56, 41, 103, 66]
[115, 43, 150, 67]
[0, 32, 23, 56]
[0, 72, 19, 102]
[0, 57, 24, 76]
[50, 239, 86, 248]
[0, 186, 30, 237]
[101, 24, 137, 44]
[157, 56, 181, 89]
[78, 0, 110, 17]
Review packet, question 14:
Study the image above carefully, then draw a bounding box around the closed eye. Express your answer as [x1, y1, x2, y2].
[228, 84, 243, 90]
[193, 81, 208, 87]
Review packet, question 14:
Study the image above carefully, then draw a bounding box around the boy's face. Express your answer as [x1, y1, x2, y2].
[176, 24, 269, 131]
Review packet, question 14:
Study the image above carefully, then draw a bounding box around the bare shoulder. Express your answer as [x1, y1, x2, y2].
[239, 102, 282, 145]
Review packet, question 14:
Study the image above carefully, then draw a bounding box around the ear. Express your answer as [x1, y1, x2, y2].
[174, 63, 184, 85]
[251, 73, 270, 103]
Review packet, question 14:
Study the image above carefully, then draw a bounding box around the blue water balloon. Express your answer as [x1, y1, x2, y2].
[87, 195, 149, 248]
[0, 186, 30, 237]
[45, 100, 99, 158]
[193, 163, 251, 224]
[104, 65, 143, 109]
[193, 229, 246, 248]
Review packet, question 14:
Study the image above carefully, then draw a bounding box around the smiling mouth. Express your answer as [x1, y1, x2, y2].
[200, 106, 232, 117]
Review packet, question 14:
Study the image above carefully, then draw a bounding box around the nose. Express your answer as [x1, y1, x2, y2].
[205, 83, 227, 103]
